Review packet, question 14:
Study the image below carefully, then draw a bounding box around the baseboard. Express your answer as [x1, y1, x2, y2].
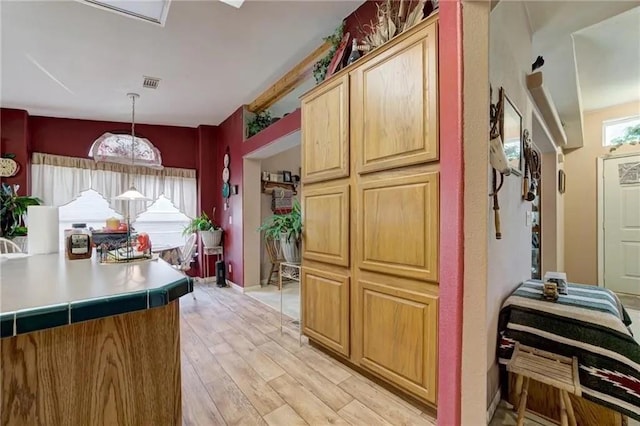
[486, 386, 502, 424]
[243, 284, 262, 292]
[226, 279, 244, 293]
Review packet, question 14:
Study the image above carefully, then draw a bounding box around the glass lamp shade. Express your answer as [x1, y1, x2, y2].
[114, 186, 151, 201]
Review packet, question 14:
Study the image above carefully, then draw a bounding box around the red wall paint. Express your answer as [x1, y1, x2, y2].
[0, 109, 30, 193]
[29, 116, 198, 170]
[197, 125, 219, 278]
[215, 107, 245, 286]
[242, 109, 301, 156]
[437, 2, 463, 425]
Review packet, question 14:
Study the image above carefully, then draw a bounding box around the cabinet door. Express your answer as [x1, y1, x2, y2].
[351, 22, 438, 174]
[358, 277, 438, 403]
[302, 183, 350, 267]
[302, 267, 350, 356]
[358, 171, 439, 282]
[301, 75, 349, 183]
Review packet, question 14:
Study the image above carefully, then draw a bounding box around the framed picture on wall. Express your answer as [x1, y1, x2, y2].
[282, 170, 292, 182]
[501, 91, 523, 176]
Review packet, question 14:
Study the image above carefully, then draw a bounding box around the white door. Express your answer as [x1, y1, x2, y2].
[604, 154, 640, 295]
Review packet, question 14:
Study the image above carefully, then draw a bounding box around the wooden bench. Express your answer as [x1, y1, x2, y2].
[507, 343, 580, 426]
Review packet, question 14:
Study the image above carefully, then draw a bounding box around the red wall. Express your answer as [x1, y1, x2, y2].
[196, 125, 219, 277]
[214, 107, 244, 286]
[437, 1, 463, 425]
[30, 116, 198, 170]
[0, 109, 30, 193]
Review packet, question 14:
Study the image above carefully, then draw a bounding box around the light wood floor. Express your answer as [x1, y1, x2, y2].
[180, 283, 437, 426]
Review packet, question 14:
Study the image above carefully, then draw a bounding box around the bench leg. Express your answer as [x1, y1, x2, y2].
[561, 390, 576, 426]
[516, 376, 530, 426]
[559, 390, 569, 426]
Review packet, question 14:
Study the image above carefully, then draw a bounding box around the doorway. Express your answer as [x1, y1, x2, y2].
[601, 154, 640, 296]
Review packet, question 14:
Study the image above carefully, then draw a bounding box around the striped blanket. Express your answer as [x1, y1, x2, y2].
[498, 280, 640, 421]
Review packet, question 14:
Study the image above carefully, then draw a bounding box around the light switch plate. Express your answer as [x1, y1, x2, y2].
[526, 211, 533, 226]
[229, 215, 233, 225]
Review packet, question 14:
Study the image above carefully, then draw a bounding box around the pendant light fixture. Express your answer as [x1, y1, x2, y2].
[115, 93, 150, 202]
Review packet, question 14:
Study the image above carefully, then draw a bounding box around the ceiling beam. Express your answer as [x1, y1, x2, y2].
[247, 40, 332, 113]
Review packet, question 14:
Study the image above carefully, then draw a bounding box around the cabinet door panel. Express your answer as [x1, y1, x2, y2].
[302, 267, 350, 356]
[352, 22, 438, 174]
[302, 183, 350, 267]
[358, 172, 439, 282]
[301, 75, 349, 183]
[359, 277, 437, 403]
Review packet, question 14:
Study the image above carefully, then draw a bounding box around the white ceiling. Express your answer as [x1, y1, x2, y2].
[524, 1, 640, 148]
[0, 0, 360, 127]
[573, 7, 640, 112]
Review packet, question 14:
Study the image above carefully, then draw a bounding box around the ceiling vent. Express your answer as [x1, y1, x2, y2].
[142, 76, 160, 89]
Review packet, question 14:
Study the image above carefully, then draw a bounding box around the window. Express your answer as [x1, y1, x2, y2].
[58, 189, 123, 250]
[58, 191, 190, 250]
[88, 132, 163, 169]
[603, 116, 640, 146]
[133, 195, 191, 249]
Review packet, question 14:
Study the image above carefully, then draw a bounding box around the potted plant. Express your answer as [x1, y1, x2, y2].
[0, 183, 41, 250]
[258, 199, 302, 263]
[183, 211, 222, 248]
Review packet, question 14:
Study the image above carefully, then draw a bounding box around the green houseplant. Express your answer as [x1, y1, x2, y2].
[0, 183, 41, 240]
[247, 110, 273, 138]
[183, 211, 222, 248]
[258, 199, 302, 263]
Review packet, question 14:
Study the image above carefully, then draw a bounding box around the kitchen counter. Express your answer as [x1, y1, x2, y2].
[0, 252, 191, 425]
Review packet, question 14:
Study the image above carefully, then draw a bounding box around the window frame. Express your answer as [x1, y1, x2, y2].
[602, 115, 640, 147]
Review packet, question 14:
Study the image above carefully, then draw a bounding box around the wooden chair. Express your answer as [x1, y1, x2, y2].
[0, 238, 22, 254]
[507, 343, 580, 426]
[172, 233, 197, 300]
[264, 237, 283, 287]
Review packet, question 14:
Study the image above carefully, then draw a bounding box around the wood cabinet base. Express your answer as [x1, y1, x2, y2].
[1, 302, 181, 426]
[507, 373, 624, 426]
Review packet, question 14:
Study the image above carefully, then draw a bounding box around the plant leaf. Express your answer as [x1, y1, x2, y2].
[403, 0, 425, 32]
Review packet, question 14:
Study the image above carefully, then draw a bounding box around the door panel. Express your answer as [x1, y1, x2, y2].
[358, 171, 439, 282]
[604, 156, 640, 295]
[302, 183, 350, 267]
[351, 22, 438, 174]
[301, 75, 349, 183]
[358, 277, 438, 403]
[302, 267, 350, 356]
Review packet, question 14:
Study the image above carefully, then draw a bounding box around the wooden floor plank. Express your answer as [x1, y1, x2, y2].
[268, 374, 350, 426]
[215, 352, 285, 415]
[263, 404, 309, 426]
[338, 376, 432, 425]
[181, 359, 227, 426]
[338, 399, 393, 426]
[298, 346, 353, 385]
[204, 372, 267, 426]
[260, 340, 353, 411]
[181, 322, 227, 384]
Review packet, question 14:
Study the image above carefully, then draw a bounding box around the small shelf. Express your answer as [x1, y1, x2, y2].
[262, 180, 297, 195]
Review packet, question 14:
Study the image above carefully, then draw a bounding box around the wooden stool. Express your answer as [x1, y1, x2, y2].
[507, 343, 580, 426]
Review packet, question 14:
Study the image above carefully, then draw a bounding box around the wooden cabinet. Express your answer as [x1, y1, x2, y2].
[301, 75, 349, 183]
[301, 267, 350, 356]
[358, 275, 438, 403]
[351, 22, 438, 175]
[301, 16, 439, 408]
[302, 183, 350, 267]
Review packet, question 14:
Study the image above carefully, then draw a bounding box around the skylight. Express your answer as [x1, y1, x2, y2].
[82, 0, 171, 25]
[219, 0, 245, 8]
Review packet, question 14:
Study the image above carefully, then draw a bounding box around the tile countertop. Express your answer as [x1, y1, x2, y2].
[0, 253, 192, 338]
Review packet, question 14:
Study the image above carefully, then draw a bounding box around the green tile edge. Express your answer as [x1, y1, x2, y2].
[1, 277, 193, 338]
[16, 303, 69, 335]
[149, 277, 193, 308]
[0, 312, 15, 338]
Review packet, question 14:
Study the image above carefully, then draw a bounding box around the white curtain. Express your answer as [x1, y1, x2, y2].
[31, 153, 197, 218]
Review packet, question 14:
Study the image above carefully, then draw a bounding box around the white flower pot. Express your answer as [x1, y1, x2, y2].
[200, 229, 222, 248]
[280, 234, 300, 263]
